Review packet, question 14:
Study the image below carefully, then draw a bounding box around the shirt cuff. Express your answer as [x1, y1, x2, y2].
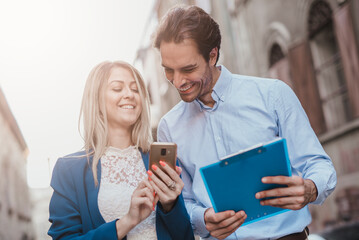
[306, 175, 326, 205]
[192, 207, 211, 238]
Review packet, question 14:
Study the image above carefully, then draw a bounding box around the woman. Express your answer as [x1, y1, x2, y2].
[48, 61, 194, 240]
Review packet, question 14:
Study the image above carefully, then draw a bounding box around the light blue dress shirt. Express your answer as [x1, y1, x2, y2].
[157, 66, 336, 240]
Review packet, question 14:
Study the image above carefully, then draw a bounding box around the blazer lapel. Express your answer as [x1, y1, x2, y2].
[140, 150, 149, 171]
[86, 156, 106, 227]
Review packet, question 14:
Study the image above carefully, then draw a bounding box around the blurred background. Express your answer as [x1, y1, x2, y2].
[1, 0, 358, 239]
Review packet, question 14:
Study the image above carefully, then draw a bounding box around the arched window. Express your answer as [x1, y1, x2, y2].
[309, 0, 351, 130]
[268, 43, 293, 88]
[269, 43, 285, 68]
[308, 1, 333, 38]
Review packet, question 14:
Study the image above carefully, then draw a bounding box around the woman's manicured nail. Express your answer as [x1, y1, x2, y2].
[147, 170, 153, 176]
[152, 164, 158, 171]
[159, 161, 166, 167]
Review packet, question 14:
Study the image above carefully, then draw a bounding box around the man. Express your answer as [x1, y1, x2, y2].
[153, 5, 336, 240]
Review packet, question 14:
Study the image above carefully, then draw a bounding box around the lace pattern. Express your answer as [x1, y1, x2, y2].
[98, 146, 157, 240]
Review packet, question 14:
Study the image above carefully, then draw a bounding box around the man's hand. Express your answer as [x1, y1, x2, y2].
[255, 176, 318, 210]
[204, 208, 246, 239]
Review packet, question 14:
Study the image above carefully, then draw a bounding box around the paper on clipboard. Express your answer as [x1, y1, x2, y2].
[200, 138, 292, 226]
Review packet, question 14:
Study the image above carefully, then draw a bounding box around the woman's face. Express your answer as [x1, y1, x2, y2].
[105, 67, 142, 130]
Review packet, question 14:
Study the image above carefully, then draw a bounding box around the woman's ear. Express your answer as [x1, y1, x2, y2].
[209, 47, 218, 66]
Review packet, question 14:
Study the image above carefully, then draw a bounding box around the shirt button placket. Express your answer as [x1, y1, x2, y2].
[208, 111, 224, 158]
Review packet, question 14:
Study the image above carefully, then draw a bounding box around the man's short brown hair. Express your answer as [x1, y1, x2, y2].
[153, 5, 221, 65]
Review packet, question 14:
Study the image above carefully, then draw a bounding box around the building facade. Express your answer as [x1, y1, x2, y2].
[135, 0, 359, 233]
[211, 0, 359, 232]
[0, 88, 35, 240]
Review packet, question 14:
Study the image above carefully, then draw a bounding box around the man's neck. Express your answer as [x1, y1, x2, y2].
[199, 65, 221, 108]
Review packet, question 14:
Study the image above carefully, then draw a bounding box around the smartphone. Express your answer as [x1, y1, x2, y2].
[149, 142, 177, 172]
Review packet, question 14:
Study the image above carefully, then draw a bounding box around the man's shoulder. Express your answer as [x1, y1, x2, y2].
[232, 73, 279, 87]
[231, 74, 287, 97]
[161, 100, 190, 121]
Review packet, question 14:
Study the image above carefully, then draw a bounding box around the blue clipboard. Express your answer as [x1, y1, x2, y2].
[200, 138, 292, 226]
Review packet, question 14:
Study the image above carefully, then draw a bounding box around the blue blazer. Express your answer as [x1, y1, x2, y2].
[48, 150, 194, 240]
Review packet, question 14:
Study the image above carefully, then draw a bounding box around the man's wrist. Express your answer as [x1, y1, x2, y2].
[305, 179, 318, 203]
[203, 208, 211, 225]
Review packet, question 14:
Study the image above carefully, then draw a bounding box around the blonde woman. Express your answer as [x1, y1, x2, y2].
[48, 61, 194, 240]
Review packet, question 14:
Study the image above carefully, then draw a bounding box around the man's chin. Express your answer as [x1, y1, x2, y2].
[180, 95, 196, 103]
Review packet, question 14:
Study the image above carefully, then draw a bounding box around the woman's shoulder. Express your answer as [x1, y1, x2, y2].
[51, 151, 93, 188]
[54, 151, 91, 173]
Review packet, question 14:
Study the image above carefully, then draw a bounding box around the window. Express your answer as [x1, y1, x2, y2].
[268, 43, 293, 88]
[309, 0, 352, 130]
[269, 43, 285, 68]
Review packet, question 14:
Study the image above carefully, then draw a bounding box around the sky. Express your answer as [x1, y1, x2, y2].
[0, 0, 156, 188]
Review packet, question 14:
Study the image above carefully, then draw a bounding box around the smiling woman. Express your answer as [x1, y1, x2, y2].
[48, 60, 194, 239]
[79, 61, 152, 186]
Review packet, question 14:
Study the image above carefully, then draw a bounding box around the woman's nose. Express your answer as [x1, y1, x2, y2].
[123, 87, 134, 98]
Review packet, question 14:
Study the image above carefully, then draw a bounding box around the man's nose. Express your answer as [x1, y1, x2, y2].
[173, 71, 185, 88]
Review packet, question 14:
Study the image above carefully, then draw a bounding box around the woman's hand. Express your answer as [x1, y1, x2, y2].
[116, 180, 159, 239]
[147, 161, 184, 212]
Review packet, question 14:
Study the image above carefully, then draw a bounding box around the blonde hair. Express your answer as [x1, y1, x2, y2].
[79, 60, 152, 185]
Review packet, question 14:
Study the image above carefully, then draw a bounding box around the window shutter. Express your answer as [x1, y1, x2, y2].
[288, 42, 326, 134]
[334, 3, 359, 118]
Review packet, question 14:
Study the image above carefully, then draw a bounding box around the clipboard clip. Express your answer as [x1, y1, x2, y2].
[220, 143, 264, 161]
[219, 143, 267, 167]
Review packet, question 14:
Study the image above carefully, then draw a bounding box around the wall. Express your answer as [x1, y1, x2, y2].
[0, 89, 35, 240]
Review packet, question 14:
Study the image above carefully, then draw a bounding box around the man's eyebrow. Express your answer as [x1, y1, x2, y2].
[181, 64, 197, 70]
[161, 63, 197, 70]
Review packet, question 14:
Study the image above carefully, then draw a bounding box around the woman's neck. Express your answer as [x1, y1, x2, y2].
[107, 126, 133, 149]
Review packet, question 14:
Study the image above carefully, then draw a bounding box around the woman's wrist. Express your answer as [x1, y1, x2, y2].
[115, 214, 137, 239]
[160, 198, 177, 213]
[162, 202, 174, 213]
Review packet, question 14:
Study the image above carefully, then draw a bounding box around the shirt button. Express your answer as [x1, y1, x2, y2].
[216, 137, 221, 141]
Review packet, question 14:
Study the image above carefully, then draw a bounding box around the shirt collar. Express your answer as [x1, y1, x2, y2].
[212, 65, 232, 102]
[195, 65, 232, 111]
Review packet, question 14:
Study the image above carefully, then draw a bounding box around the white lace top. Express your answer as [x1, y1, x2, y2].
[98, 146, 157, 240]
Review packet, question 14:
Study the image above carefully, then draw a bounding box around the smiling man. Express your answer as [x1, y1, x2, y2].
[153, 5, 336, 240]
[159, 39, 220, 106]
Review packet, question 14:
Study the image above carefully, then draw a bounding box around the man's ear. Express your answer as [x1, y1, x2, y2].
[209, 47, 218, 66]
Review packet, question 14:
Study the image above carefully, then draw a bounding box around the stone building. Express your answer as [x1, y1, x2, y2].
[135, 0, 359, 233]
[0, 87, 35, 240]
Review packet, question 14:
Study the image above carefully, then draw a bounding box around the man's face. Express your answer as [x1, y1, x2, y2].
[160, 39, 214, 103]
